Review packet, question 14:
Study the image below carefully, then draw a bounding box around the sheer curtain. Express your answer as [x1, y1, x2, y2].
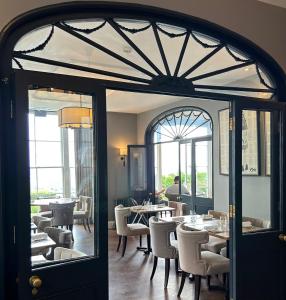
[74, 129, 94, 220]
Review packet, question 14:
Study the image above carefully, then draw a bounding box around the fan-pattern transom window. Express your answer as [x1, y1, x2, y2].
[151, 108, 212, 143]
[13, 17, 275, 100]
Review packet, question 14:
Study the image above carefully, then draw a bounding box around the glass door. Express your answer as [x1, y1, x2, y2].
[179, 137, 213, 214]
[128, 145, 148, 204]
[8, 70, 108, 300]
[230, 99, 286, 300]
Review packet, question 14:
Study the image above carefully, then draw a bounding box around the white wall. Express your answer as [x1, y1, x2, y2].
[137, 97, 271, 221]
[1, 0, 286, 72]
[107, 112, 137, 220]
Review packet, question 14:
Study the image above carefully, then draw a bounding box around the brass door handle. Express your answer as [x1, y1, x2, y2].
[279, 234, 286, 242]
[29, 275, 42, 296]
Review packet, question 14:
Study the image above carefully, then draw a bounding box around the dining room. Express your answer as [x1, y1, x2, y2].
[27, 84, 275, 299]
[7, 7, 283, 299]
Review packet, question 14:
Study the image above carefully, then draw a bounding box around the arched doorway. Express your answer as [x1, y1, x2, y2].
[1, 2, 286, 300]
[146, 106, 213, 213]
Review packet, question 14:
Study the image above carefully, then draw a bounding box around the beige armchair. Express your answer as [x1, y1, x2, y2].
[44, 227, 73, 259]
[242, 216, 270, 228]
[149, 216, 178, 289]
[54, 247, 86, 260]
[73, 196, 92, 232]
[201, 210, 227, 253]
[168, 201, 188, 217]
[176, 224, 229, 299]
[208, 210, 228, 219]
[114, 205, 150, 257]
[165, 193, 180, 202]
[31, 215, 52, 233]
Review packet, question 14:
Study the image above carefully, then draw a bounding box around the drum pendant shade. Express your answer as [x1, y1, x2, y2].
[58, 107, 92, 128]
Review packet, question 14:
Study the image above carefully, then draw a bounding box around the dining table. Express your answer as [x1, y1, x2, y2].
[160, 214, 264, 253]
[130, 204, 175, 225]
[31, 235, 56, 256]
[30, 198, 79, 207]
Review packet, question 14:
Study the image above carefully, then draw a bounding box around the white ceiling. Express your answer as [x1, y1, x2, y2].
[29, 89, 186, 114]
[258, 0, 286, 9]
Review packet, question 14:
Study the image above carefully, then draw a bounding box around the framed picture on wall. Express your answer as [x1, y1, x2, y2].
[219, 108, 259, 175]
[218, 108, 229, 175]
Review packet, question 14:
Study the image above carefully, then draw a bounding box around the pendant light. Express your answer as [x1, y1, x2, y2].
[58, 94, 92, 129]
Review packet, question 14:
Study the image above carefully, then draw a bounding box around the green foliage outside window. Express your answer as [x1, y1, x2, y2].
[31, 190, 57, 200]
[160, 172, 208, 195]
[30, 190, 58, 214]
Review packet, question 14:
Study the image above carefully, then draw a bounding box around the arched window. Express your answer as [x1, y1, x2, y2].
[151, 107, 212, 143]
[12, 17, 276, 100]
[147, 107, 213, 205]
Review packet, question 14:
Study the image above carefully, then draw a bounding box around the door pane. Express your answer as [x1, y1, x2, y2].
[29, 88, 95, 267]
[180, 142, 192, 194]
[154, 142, 179, 195]
[195, 140, 212, 198]
[241, 110, 272, 232]
[129, 146, 147, 203]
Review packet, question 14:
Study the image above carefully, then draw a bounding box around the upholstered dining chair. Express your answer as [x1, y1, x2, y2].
[168, 201, 188, 217]
[176, 223, 229, 299]
[44, 227, 73, 259]
[201, 210, 227, 254]
[149, 216, 178, 289]
[114, 205, 150, 257]
[54, 247, 86, 260]
[165, 193, 180, 202]
[208, 210, 228, 219]
[242, 216, 271, 228]
[50, 202, 75, 233]
[31, 215, 52, 233]
[73, 196, 92, 232]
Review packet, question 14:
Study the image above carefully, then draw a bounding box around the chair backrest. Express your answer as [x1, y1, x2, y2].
[168, 201, 187, 216]
[114, 205, 130, 235]
[31, 216, 52, 232]
[79, 195, 92, 217]
[176, 202, 188, 216]
[50, 202, 75, 226]
[165, 193, 180, 202]
[242, 216, 271, 228]
[149, 216, 177, 259]
[208, 210, 228, 219]
[177, 223, 209, 276]
[44, 227, 73, 247]
[54, 247, 86, 260]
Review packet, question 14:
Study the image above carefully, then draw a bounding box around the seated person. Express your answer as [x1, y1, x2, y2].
[165, 176, 190, 195]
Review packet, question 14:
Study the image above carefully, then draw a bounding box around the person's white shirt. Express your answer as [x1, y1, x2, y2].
[165, 183, 190, 195]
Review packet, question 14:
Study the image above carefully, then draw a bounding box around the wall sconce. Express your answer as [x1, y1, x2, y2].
[119, 148, 128, 167]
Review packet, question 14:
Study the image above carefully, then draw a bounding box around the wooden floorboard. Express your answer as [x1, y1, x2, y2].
[73, 225, 225, 300]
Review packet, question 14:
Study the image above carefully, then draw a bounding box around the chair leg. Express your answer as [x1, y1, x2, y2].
[121, 236, 127, 257]
[116, 235, 122, 252]
[177, 271, 187, 297]
[224, 273, 230, 300]
[147, 234, 151, 253]
[164, 258, 170, 289]
[69, 224, 74, 241]
[175, 258, 179, 273]
[82, 218, 87, 231]
[86, 218, 91, 233]
[150, 256, 158, 280]
[194, 275, 201, 300]
[174, 231, 177, 240]
[207, 275, 211, 290]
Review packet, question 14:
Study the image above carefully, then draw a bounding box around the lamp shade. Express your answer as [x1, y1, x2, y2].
[58, 107, 92, 128]
[119, 148, 128, 156]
